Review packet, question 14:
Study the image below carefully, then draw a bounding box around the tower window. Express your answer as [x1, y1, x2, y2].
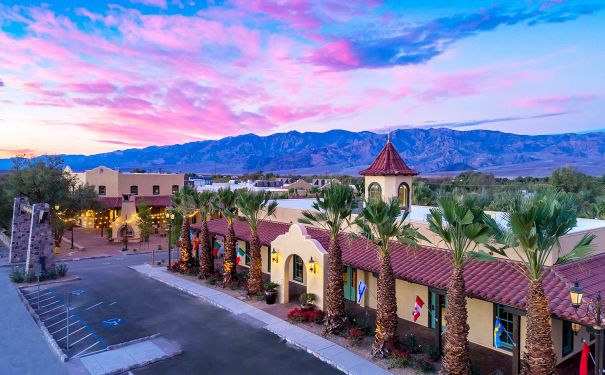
[153, 185, 160, 195]
[98, 185, 106, 196]
[398, 182, 410, 208]
[130, 185, 138, 195]
[368, 182, 382, 204]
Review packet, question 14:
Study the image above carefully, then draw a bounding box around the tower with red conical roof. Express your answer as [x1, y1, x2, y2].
[359, 132, 418, 209]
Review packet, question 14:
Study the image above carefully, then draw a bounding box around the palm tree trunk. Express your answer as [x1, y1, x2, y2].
[521, 280, 556, 375]
[325, 237, 347, 335]
[223, 222, 237, 283]
[247, 230, 263, 295]
[441, 266, 471, 375]
[198, 221, 213, 278]
[372, 250, 398, 357]
[180, 216, 192, 270]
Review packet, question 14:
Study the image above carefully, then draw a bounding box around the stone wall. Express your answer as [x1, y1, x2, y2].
[9, 197, 55, 272]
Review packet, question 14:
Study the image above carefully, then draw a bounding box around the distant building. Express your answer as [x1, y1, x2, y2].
[188, 176, 213, 188]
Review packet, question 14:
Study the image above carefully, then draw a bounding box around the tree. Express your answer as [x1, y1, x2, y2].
[171, 186, 198, 270]
[213, 188, 238, 283]
[195, 190, 216, 278]
[137, 201, 153, 243]
[299, 184, 356, 335]
[236, 190, 278, 295]
[479, 190, 595, 375]
[355, 197, 425, 357]
[426, 194, 494, 375]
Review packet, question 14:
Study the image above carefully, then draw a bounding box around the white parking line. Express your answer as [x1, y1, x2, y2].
[56, 321, 82, 340]
[22, 289, 51, 296]
[42, 310, 68, 322]
[73, 342, 99, 358]
[25, 291, 52, 299]
[85, 302, 103, 311]
[54, 324, 86, 337]
[46, 315, 76, 329]
[69, 333, 92, 347]
[36, 295, 57, 304]
[40, 300, 61, 309]
[108, 301, 117, 306]
[40, 304, 64, 315]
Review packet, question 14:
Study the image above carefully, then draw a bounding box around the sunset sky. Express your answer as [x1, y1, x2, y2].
[0, 0, 604, 157]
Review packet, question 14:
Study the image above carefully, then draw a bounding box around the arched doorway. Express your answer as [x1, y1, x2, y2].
[118, 225, 134, 239]
[283, 254, 307, 304]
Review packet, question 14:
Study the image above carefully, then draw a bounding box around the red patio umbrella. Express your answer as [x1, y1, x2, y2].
[580, 341, 590, 375]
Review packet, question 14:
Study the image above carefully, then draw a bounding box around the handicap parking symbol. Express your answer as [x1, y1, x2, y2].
[102, 318, 123, 328]
[71, 290, 86, 296]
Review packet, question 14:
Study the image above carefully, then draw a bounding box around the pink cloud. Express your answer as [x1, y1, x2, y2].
[233, 0, 321, 30]
[128, 0, 168, 9]
[514, 94, 600, 111]
[307, 40, 360, 71]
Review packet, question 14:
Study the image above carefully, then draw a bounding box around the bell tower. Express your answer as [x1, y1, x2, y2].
[359, 132, 418, 209]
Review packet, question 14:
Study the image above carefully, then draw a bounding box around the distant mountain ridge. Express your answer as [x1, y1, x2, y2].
[3, 128, 605, 177]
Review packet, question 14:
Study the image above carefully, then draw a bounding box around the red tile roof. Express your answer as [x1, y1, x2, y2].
[97, 195, 173, 208]
[198, 218, 602, 324]
[359, 141, 418, 176]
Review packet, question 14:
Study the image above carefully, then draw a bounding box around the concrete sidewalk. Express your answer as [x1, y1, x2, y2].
[0, 268, 67, 375]
[131, 264, 390, 375]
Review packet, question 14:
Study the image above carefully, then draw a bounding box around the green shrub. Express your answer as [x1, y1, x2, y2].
[488, 370, 504, 375]
[264, 281, 278, 292]
[298, 292, 317, 305]
[25, 272, 37, 283]
[388, 351, 412, 369]
[414, 356, 435, 373]
[55, 263, 69, 277]
[45, 269, 58, 280]
[10, 267, 25, 283]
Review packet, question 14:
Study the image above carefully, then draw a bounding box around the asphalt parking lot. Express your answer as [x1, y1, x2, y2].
[21, 254, 341, 374]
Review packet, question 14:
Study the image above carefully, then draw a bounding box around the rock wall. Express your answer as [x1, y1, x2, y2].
[9, 197, 30, 263]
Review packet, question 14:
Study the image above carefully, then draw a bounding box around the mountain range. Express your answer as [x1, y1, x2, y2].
[3, 128, 605, 177]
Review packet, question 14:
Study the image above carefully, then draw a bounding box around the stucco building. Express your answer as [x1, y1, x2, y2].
[194, 137, 605, 374]
[70, 166, 184, 241]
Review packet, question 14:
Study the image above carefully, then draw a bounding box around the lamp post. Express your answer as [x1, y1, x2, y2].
[165, 211, 175, 267]
[570, 280, 604, 375]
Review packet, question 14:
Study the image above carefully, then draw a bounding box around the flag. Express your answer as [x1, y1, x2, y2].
[357, 280, 367, 303]
[494, 318, 504, 348]
[579, 341, 589, 375]
[413, 296, 424, 322]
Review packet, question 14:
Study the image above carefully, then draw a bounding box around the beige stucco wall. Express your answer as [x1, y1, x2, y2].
[395, 279, 429, 327]
[270, 224, 328, 309]
[78, 166, 184, 198]
[364, 175, 413, 204]
[552, 318, 594, 364]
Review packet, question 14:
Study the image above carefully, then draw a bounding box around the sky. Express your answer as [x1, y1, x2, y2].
[0, 0, 604, 157]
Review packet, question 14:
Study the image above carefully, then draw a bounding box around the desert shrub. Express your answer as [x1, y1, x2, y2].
[168, 261, 182, 272]
[287, 308, 325, 324]
[422, 343, 440, 361]
[307, 309, 325, 324]
[388, 350, 412, 369]
[414, 356, 435, 373]
[10, 267, 25, 283]
[298, 292, 316, 305]
[287, 308, 307, 323]
[56, 263, 69, 277]
[25, 271, 37, 283]
[264, 281, 278, 291]
[345, 328, 365, 347]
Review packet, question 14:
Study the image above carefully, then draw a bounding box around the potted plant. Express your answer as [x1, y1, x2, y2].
[264, 281, 279, 304]
[299, 292, 316, 310]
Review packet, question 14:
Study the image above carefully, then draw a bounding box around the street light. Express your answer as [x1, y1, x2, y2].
[165, 210, 175, 267]
[570, 280, 604, 375]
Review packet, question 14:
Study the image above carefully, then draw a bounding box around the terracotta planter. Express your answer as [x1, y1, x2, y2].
[265, 290, 277, 304]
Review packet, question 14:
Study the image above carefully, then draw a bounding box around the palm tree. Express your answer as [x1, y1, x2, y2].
[195, 190, 216, 278]
[426, 194, 494, 375]
[355, 197, 425, 357]
[480, 190, 595, 375]
[299, 183, 356, 335]
[171, 186, 198, 270]
[213, 188, 238, 283]
[236, 190, 278, 295]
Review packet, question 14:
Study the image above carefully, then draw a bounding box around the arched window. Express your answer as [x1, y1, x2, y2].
[368, 183, 382, 204]
[398, 182, 410, 208]
[293, 255, 304, 282]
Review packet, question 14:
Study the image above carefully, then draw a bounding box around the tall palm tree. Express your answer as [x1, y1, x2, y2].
[236, 190, 278, 295]
[195, 190, 216, 278]
[171, 186, 198, 270]
[213, 188, 238, 283]
[426, 194, 494, 375]
[480, 190, 595, 375]
[299, 183, 356, 335]
[355, 197, 425, 357]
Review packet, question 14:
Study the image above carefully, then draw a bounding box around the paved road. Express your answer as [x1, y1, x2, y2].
[61, 254, 341, 374]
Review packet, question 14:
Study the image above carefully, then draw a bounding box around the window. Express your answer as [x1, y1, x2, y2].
[494, 304, 514, 351]
[98, 185, 106, 196]
[267, 247, 271, 273]
[130, 185, 138, 195]
[368, 183, 382, 204]
[398, 182, 410, 208]
[293, 255, 304, 282]
[562, 321, 573, 357]
[172, 185, 179, 194]
[245, 241, 251, 266]
[99, 168, 104, 174]
[153, 185, 160, 195]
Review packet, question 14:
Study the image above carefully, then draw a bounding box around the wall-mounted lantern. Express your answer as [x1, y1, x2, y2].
[308, 257, 316, 273]
[271, 248, 279, 263]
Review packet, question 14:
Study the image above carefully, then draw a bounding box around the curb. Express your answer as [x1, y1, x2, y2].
[16, 275, 81, 288]
[59, 255, 112, 263]
[130, 265, 389, 375]
[15, 287, 69, 362]
[106, 333, 161, 350]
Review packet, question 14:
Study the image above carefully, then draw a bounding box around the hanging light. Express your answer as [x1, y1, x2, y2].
[570, 281, 584, 309]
